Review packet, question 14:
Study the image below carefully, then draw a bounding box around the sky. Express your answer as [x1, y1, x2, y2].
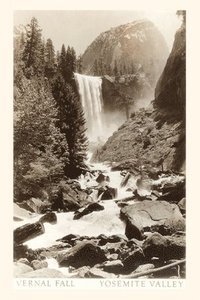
[14, 10, 182, 55]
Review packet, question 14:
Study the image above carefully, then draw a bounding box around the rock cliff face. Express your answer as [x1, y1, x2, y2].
[154, 22, 186, 122]
[93, 21, 186, 173]
[82, 19, 169, 88]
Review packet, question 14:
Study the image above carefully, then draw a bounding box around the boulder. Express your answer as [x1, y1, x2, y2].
[14, 262, 33, 277]
[73, 203, 104, 220]
[158, 180, 185, 203]
[96, 173, 110, 184]
[17, 258, 30, 266]
[57, 234, 80, 246]
[178, 197, 186, 214]
[31, 259, 48, 270]
[39, 212, 57, 224]
[19, 268, 65, 278]
[84, 267, 116, 278]
[61, 183, 92, 211]
[122, 248, 145, 272]
[57, 241, 107, 268]
[14, 221, 45, 244]
[142, 232, 169, 260]
[102, 260, 124, 274]
[14, 203, 32, 220]
[121, 200, 185, 240]
[106, 253, 119, 261]
[136, 176, 152, 197]
[97, 234, 127, 246]
[99, 186, 117, 200]
[18, 198, 51, 214]
[14, 244, 39, 261]
[142, 232, 185, 260]
[101, 241, 127, 255]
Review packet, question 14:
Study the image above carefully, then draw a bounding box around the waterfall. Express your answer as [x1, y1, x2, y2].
[74, 73, 104, 141]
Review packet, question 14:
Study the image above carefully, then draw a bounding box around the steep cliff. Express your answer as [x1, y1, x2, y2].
[92, 20, 186, 173]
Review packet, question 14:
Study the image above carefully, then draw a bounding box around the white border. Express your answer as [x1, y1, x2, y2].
[1, 0, 199, 299]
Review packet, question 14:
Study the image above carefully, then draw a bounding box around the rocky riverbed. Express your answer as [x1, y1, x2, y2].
[13, 161, 185, 279]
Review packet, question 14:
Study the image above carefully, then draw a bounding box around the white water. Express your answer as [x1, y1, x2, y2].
[14, 158, 136, 250]
[74, 73, 104, 141]
[14, 201, 125, 250]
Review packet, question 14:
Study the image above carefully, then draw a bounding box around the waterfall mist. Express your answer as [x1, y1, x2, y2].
[74, 73, 126, 143]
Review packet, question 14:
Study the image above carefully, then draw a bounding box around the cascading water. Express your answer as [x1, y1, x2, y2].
[74, 73, 104, 141]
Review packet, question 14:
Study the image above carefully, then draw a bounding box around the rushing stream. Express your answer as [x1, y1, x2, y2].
[14, 156, 136, 251]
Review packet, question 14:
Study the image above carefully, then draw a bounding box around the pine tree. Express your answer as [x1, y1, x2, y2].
[51, 74, 88, 178]
[22, 17, 43, 77]
[44, 38, 56, 78]
[76, 54, 83, 74]
[14, 75, 68, 200]
[58, 44, 67, 79]
[65, 46, 76, 85]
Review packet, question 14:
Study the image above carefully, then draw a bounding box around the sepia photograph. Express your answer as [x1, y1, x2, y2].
[13, 9, 186, 282]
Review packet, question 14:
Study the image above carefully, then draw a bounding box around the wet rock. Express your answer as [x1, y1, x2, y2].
[99, 186, 117, 200]
[166, 232, 186, 259]
[101, 241, 127, 255]
[14, 244, 39, 261]
[39, 244, 71, 259]
[102, 260, 124, 274]
[73, 203, 104, 220]
[14, 203, 32, 220]
[142, 232, 169, 260]
[121, 200, 185, 240]
[14, 221, 45, 244]
[142, 232, 185, 260]
[17, 258, 30, 266]
[122, 248, 145, 272]
[178, 197, 186, 215]
[14, 262, 34, 277]
[105, 253, 119, 261]
[84, 267, 116, 278]
[39, 212, 57, 224]
[18, 198, 51, 214]
[96, 173, 110, 184]
[19, 268, 65, 278]
[97, 234, 127, 246]
[57, 241, 107, 268]
[31, 259, 48, 270]
[57, 234, 80, 246]
[74, 266, 91, 278]
[158, 180, 185, 203]
[136, 175, 152, 197]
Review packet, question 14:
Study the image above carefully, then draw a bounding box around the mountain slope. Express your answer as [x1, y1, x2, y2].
[82, 19, 169, 87]
[92, 20, 186, 173]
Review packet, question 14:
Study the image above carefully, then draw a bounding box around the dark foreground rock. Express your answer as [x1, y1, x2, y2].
[121, 200, 185, 240]
[14, 244, 39, 261]
[143, 232, 185, 260]
[57, 241, 107, 268]
[158, 180, 185, 203]
[98, 186, 118, 200]
[14, 221, 45, 244]
[73, 203, 104, 220]
[39, 212, 57, 224]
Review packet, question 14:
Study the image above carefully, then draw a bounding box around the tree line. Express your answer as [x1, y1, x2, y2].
[14, 17, 87, 202]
